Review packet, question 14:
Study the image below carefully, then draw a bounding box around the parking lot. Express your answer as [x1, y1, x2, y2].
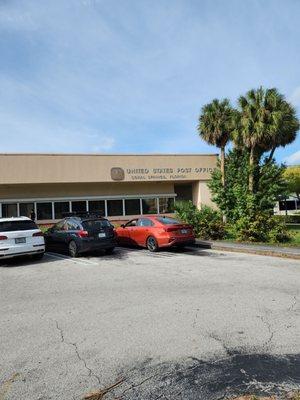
[0, 247, 299, 400]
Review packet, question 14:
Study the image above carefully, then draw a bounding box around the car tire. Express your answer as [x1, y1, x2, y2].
[32, 253, 44, 261]
[146, 236, 159, 252]
[68, 240, 79, 258]
[105, 247, 115, 255]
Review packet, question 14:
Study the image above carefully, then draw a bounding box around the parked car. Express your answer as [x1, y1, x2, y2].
[0, 217, 45, 260]
[116, 216, 195, 251]
[44, 215, 116, 257]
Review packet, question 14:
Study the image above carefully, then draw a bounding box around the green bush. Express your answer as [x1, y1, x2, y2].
[228, 212, 290, 243]
[278, 214, 300, 224]
[174, 201, 225, 240]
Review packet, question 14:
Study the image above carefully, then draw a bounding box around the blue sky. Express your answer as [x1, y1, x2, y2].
[0, 0, 300, 164]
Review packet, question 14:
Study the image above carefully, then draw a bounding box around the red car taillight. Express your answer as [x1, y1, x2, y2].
[0, 235, 8, 240]
[32, 231, 43, 237]
[164, 227, 178, 232]
[77, 230, 89, 238]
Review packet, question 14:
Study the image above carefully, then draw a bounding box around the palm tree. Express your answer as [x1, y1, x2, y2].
[237, 87, 299, 192]
[198, 99, 235, 188]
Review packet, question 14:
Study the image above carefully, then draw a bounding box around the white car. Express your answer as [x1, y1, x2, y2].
[0, 217, 45, 261]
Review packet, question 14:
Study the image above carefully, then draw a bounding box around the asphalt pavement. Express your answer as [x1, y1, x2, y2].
[0, 247, 299, 399]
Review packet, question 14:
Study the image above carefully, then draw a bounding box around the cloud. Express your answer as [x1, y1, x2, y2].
[283, 151, 300, 165]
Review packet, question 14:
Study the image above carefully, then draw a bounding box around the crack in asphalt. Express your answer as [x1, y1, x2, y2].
[55, 321, 101, 387]
[288, 295, 298, 312]
[258, 314, 274, 349]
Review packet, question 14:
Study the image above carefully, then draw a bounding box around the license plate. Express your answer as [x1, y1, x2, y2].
[98, 233, 106, 238]
[15, 237, 26, 244]
[181, 229, 188, 234]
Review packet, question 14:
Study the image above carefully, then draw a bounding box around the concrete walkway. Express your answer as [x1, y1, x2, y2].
[195, 239, 300, 260]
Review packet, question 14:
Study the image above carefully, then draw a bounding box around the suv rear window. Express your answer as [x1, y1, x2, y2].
[82, 219, 112, 230]
[0, 220, 38, 232]
[156, 217, 181, 225]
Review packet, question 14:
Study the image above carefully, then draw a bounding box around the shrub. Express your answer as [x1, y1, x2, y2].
[229, 212, 290, 243]
[174, 201, 225, 240]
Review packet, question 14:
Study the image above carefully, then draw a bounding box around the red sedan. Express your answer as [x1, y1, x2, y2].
[116, 216, 195, 252]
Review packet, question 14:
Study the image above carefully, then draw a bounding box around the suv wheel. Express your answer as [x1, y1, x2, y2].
[146, 236, 159, 252]
[68, 241, 78, 258]
[105, 247, 115, 255]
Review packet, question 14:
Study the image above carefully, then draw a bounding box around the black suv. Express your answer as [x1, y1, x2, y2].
[44, 214, 116, 257]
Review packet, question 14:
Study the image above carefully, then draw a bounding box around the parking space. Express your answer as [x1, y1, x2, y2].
[0, 247, 299, 399]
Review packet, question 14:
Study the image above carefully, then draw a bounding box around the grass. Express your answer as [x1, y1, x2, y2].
[217, 226, 300, 248]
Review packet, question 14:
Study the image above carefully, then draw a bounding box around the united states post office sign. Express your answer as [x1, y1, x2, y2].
[111, 166, 215, 181]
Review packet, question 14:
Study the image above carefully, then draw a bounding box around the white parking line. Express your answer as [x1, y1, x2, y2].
[45, 252, 99, 265]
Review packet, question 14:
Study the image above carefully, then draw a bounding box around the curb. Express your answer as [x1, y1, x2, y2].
[192, 241, 300, 260]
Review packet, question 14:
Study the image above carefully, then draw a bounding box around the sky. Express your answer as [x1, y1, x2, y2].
[0, 0, 300, 164]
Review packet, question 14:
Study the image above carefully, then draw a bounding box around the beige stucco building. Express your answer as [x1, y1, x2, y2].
[0, 153, 218, 223]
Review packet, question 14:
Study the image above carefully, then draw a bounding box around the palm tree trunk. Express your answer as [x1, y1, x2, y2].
[266, 146, 276, 163]
[249, 146, 255, 193]
[220, 146, 227, 223]
[220, 146, 225, 188]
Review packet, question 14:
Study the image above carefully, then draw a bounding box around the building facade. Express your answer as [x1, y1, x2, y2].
[0, 153, 218, 223]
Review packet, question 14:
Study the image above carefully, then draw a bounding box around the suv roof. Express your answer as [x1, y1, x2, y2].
[62, 212, 104, 219]
[0, 217, 32, 223]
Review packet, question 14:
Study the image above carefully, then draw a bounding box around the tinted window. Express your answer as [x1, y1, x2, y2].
[107, 200, 123, 216]
[141, 198, 157, 214]
[89, 200, 105, 216]
[54, 202, 70, 219]
[37, 203, 52, 220]
[1, 204, 17, 218]
[0, 220, 38, 232]
[159, 198, 175, 213]
[156, 217, 181, 225]
[125, 199, 141, 215]
[82, 219, 112, 230]
[137, 218, 154, 227]
[67, 219, 81, 230]
[19, 203, 34, 218]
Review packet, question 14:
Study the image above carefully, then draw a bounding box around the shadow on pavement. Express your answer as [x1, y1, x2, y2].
[112, 352, 300, 399]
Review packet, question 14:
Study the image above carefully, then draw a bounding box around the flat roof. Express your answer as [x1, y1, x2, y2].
[0, 153, 219, 156]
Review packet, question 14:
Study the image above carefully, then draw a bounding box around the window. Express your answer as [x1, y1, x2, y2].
[52, 220, 66, 231]
[279, 200, 297, 211]
[66, 219, 81, 230]
[156, 217, 181, 225]
[107, 200, 123, 216]
[0, 220, 38, 232]
[71, 201, 86, 213]
[1, 203, 18, 218]
[141, 198, 157, 214]
[125, 219, 138, 227]
[88, 200, 105, 216]
[137, 218, 154, 227]
[159, 198, 175, 213]
[37, 203, 52, 220]
[19, 203, 34, 218]
[125, 199, 141, 215]
[54, 202, 70, 219]
[174, 184, 193, 201]
[82, 219, 112, 230]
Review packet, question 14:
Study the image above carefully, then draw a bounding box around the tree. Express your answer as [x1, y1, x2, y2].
[237, 87, 299, 193]
[284, 166, 300, 200]
[208, 148, 288, 222]
[198, 99, 235, 188]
